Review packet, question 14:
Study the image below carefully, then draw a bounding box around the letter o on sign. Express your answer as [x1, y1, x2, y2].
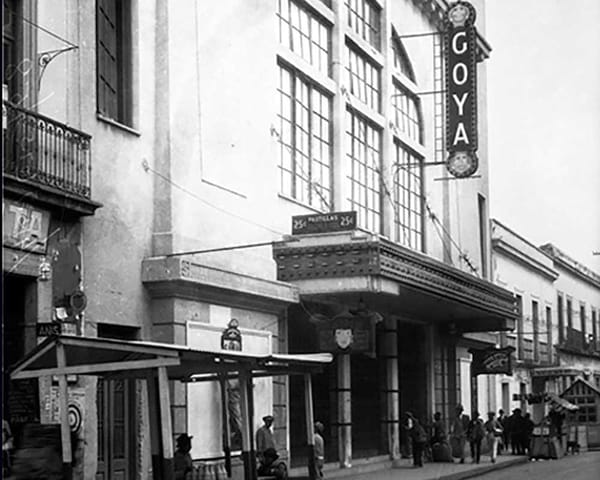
[452, 63, 468, 85]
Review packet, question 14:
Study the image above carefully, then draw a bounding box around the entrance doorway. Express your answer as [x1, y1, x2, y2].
[96, 324, 139, 480]
[2, 273, 39, 446]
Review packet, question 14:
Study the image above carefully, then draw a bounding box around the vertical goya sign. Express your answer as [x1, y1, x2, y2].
[445, 1, 478, 178]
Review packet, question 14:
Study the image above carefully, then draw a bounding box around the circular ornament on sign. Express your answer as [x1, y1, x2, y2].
[446, 151, 478, 178]
[447, 1, 476, 28]
[69, 290, 87, 314]
[68, 403, 83, 433]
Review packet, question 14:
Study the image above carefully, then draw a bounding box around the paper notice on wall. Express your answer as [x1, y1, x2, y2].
[42, 386, 85, 436]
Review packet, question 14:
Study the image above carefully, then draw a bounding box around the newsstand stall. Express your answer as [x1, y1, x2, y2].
[529, 393, 578, 460]
[9, 334, 332, 480]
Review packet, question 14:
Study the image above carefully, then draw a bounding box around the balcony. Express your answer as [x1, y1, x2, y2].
[3, 100, 101, 216]
[559, 327, 600, 357]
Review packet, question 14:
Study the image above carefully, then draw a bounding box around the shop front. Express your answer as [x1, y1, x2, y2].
[273, 230, 516, 469]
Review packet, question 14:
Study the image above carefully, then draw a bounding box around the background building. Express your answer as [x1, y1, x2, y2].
[491, 220, 600, 447]
[3, 1, 516, 479]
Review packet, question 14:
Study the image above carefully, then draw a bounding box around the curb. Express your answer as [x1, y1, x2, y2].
[436, 457, 530, 480]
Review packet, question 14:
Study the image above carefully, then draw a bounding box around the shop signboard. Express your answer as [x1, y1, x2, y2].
[444, 1, 479, 178]
[292, 211, 357, 235]
[3, 199, 51, 253]
[470, 346, 515, 376]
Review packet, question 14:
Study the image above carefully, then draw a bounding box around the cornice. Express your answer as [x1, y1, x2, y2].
[273, 235, 516, 320]
[492, 237, 559, 281]
[142, 256, 299, 314]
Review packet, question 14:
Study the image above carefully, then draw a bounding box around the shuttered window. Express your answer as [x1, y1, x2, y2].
[96, 0, 132, 125]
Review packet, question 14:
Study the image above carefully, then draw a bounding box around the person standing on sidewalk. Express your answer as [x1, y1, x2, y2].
[408, 413, 427, 468]
[498, 409, 508, 453]
[256, 415, 276, 464]
[484, 411, 503, 463]
[450, 404, 470, 463]
[468, 411, 485, 464]
[314, 421, 325, 478]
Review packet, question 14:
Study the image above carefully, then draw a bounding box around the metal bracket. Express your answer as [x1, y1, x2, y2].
[37, 46, 78, 92]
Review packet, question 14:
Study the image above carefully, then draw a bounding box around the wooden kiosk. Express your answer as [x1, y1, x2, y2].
[9, 334, 332, 480]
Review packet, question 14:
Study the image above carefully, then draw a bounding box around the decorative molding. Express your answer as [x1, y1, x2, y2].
[540, 243, 600, 289]
[142, 256, 299, 314]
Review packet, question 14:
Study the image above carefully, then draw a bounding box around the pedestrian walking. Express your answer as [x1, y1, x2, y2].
[484, 411, 503, 463]
[256, 414, 276, 463]
[314, 421, 325, 478]
[468, 411, 485, 464]
[498, 409, 509, 453]
[450, 404, 470, 463]
[431, 412, 453, 462]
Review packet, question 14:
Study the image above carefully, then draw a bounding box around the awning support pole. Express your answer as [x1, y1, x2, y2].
[337, 354, 352, 468]
[158, 366, 175, 480]
[304, 373, 317, 480]
[219, 375, 233, 478]
[146, 371, 163, 480]
[239, 369, 256, 480]
[56, 342, 73, 480]
[384, 318, 401, 465]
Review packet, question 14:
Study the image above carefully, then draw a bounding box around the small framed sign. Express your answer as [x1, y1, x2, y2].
[292, 211, 357, 235]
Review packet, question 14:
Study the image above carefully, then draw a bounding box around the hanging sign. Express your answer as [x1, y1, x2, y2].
[316, 316, 375, 354]
[470, 346, 515, 376]
[3, 199, 51, 253]
[444, 1, 479, 178]
[292, 211, 357, 235]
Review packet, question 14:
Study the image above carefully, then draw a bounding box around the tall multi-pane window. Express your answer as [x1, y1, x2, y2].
[345, 46, 380, 111]
[391, 83, 421, 143]
[96, 0, 133, 126]
[3, 0, 20, 102]
[277, 0, 331, 75]
[392, 39, 415, 81]
[593, 309, 598, 348]
[580, 303, 586, 335]
[345, 0, 381, 49]
[546, 306, 552, 362]
[393, 143, 422, 250]
[277, 65, 332, 211]
[345, 110, 381, 232]
[567, 298, 573, 330]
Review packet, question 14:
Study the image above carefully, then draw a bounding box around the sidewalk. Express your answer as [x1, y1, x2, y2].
[291, 454, 529, 480]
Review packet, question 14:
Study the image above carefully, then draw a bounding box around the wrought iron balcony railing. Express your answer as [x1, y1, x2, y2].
[3, 100, 92, 199]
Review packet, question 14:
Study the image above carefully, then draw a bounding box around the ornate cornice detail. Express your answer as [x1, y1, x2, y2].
[273, 236, 516, 319]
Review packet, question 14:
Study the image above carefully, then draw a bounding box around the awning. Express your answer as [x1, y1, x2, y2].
[9, 334, 332, 381]
[9, 335, 332, 480]
[546, 393, 579, 413]
[273, 232, 517, 332]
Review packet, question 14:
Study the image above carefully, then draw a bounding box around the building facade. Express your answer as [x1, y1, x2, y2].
[3, 1, 516, 479]
[491, 220, 600, 429]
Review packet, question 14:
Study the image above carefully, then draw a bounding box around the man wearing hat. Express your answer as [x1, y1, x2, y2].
[174, 433, 193, 480]
[257, 447, 288, 479]
[256, 415, 276, 463]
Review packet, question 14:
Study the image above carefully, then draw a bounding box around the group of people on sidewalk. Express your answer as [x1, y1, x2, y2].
[405, 403, 535, 468]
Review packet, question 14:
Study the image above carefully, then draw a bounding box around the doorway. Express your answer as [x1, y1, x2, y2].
[95, 324, 139, 480]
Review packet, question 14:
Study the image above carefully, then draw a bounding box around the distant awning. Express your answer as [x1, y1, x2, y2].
[546, 393, 579, 413]
[9, 334, 333, 381]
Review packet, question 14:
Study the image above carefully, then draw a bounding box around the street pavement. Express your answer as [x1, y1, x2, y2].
[295, 451, 600, 480]
[470, 451, 600, 480]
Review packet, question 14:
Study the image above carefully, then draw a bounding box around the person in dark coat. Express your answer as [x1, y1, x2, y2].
[431, 412, 452, 462]
[407, 413, 427, 467]
[509, 409, 524, 455]
[257, 448, 288, 479]
[498, 409, 508, 453]
[450, 404, 470, 463]
[174, 434, 194, 480]
[467, 411, 485, 464]
[522, 413, 535, 455]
